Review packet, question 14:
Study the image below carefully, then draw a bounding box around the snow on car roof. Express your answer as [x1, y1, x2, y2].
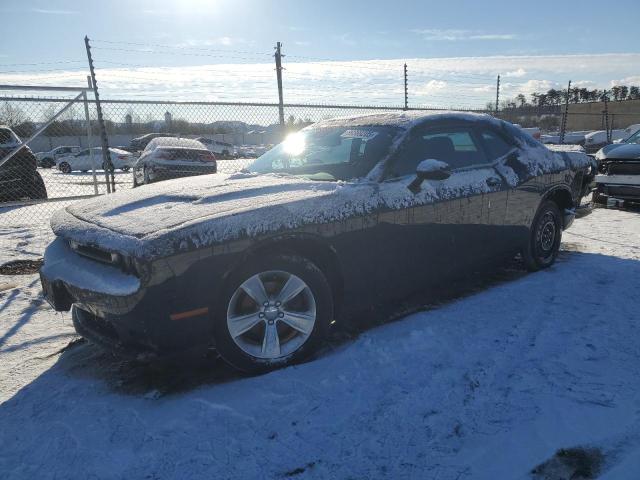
[308, 111, 493, 130]
[144, 137, 206, 151]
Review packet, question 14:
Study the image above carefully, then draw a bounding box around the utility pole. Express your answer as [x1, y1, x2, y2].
[495, 75, 501, 115]
[403, 63, 408, 110]
[559, 80, 571, 144]
[84, 35, 114, 193]
[274, 42, 285, 128]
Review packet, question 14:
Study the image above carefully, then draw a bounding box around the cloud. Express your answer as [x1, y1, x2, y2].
[30, 8, 79, 15]
[411, 29, 517, 41]
[1, 53, 637, 109]
[504, 68, 527, 78]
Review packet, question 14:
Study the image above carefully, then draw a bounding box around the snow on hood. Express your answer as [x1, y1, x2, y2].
[52, 173, 381, 259]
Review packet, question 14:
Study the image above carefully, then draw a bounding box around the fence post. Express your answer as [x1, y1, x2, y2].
[84, 35, 115, 193]
[403, 63, 408, 110]
[82, 87, 99, 196]
[274, 42, 285, 129]
[495, 75, 501, 115]
[559, 80, 571, 144]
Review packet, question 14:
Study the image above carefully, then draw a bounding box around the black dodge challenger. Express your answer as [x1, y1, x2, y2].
[40, 113, 595, 372]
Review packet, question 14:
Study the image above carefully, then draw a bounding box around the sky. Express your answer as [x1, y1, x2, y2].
[0, 0, 639, 108]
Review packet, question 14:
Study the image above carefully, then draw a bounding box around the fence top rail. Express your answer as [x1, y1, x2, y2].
[0, 85, 92, 92]
[0, 95, 488, 112]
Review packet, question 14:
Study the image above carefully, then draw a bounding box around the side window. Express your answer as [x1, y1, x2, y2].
[388, 127, 487, 177]
[480, 129, 514, 160]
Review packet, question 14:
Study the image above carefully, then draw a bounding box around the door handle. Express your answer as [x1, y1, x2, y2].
[486, 177, 500, 187]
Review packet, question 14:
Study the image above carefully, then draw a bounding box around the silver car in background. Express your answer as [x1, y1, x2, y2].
[132, 137, 217, 186]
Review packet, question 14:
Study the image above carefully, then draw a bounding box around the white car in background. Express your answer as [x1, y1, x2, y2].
[584, 125, 640, 153]
[35, 145, 81, 168]
[56, 147, 135, 174]
[195, 137, 237, 157]
[541, 131, 591, 145]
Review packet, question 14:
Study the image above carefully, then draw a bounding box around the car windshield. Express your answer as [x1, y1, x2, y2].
[624, 130, 640, 144]
[248, 126, 397, 181]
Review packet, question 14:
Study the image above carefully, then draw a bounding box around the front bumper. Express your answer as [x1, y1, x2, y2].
[595, 174, 640, 200]
[39, 236, 235, 359]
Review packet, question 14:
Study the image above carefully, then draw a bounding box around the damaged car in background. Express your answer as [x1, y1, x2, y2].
[40, 112, 595, 373]
[593, 128, 640, 204]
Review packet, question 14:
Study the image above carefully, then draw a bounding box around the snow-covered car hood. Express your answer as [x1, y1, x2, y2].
[51, 173, 378, 259]
[596, 143, 640, 160]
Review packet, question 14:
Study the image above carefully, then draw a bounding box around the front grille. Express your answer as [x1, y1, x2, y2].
[69, 240, 119, 265]
[606, 161, 640, 175]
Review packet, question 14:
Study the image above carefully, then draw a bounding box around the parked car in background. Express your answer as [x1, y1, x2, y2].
[41, 112, 595, 373]
[195, 137, 237, 157]
[132, 137, 217, 186]
[584, 125, 640, 153]
[0, 125, 47, 201]
[593, 128, 640, 204]
[541, 131, 590, 146]
[130, 133, 177, 151]
[35, 146, 81, 168]
[56, 147, 135, 173]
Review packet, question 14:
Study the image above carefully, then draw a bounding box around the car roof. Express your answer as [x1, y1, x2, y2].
[309, 111, 494, 131]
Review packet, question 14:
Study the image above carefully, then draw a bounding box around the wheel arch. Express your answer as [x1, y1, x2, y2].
[542, 186, 574, 216]
[226, 233, 345, 319]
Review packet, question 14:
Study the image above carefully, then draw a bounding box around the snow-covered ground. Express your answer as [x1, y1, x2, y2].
[0, 207, 639, 479]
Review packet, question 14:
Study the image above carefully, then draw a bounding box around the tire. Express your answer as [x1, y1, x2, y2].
[592, 188, 606, 205]
[212, 253, 333, 373]
[25, 171, 47, 200]
[522, 200, 562, 272]
[59, 162, 71, 174]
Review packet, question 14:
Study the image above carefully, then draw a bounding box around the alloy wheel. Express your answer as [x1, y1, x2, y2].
[226, 270, 317, 360]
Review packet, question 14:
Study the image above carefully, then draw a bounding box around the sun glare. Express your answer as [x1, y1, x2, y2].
[283, 132, 306, 156]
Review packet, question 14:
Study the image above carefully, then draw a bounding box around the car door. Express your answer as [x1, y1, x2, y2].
[376, 122, 505, 299]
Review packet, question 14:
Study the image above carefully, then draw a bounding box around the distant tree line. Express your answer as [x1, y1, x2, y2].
[490, 85, 640, 111]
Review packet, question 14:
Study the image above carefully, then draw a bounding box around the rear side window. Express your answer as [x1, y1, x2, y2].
[480, 129, 513, 160]
[389, 126, 488, 176]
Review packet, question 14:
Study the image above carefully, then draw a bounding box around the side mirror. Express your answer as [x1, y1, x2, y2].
[409, 159, 451, 192]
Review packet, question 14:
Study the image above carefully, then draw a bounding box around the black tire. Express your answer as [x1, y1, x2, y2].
[522, 200, 562, 272]
[59, 162, 71, 174]
[212, 253, 333, 373]
[25, 171, 47, 200]
[592, 188, 606, 205]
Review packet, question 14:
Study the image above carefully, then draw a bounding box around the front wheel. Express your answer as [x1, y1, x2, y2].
[58, 162, 71, 174]
[522, 200, 562, 271]
[213, 253, 333, 373]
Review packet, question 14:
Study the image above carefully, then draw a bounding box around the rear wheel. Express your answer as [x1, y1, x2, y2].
[213, 253, 333, 373]
[25, 171, 47, 200]
[522, 200, 562, 271]
[58, 162, 71, 174]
